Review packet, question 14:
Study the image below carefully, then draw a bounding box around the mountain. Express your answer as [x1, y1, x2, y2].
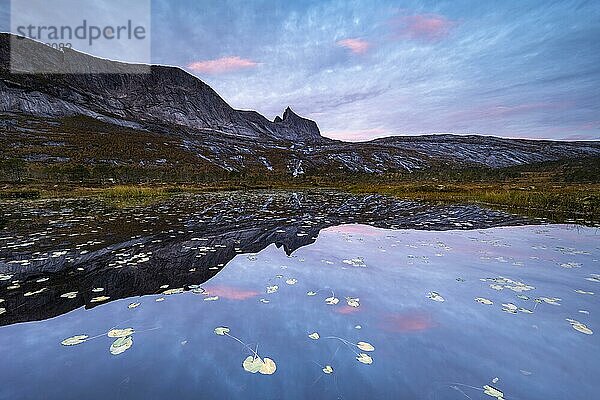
[1, 33, 599, 180]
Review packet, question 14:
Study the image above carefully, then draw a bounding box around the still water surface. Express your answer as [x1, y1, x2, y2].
[0, 223, 598, 400]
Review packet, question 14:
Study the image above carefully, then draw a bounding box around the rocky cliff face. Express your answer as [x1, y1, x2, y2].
[1, 33, 599, 175]
[0, 33, 322, 143]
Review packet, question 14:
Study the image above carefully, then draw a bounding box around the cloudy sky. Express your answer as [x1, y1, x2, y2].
[3, 0, 600, 140]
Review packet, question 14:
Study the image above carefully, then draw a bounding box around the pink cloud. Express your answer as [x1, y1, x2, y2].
[391, 13, 456, 42]
[336, 38, 371, 54]
[187, 56, 259, 74]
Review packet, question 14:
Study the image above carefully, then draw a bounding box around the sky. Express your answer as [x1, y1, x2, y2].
[2, 0, 600, 141]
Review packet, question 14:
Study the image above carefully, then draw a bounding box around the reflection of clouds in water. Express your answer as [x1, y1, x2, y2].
[334, 305, 363, 315]
[203, 285, 260, 301]
[378, 312, 435, 333]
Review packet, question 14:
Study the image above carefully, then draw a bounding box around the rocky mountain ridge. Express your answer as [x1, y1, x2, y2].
[1, 33, 599, 176]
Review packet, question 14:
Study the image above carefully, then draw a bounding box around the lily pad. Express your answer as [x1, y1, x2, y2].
[259, 357, 277, 375]
[325, 296, 339, 305]
[356, 353, 373, 365]
[266, 285, 279, 294]
[567, 319, 593, 335]
[108, 328, 135, 338]
[243, 355, 265, 373]
[214, 327, 230, 336]
[356, 341, 375, 352]
[346, 297, 360, 308]
[308, 332, 320, 340]
[427, 291, 445, 302]
[483, 384, 504, 399]
[163, 288, 184, 295]
[61, 335, 88, 346]
[110, 336, 133, 355]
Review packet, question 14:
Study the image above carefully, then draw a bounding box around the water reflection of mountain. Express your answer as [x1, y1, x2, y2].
[0, 190, 529, 326]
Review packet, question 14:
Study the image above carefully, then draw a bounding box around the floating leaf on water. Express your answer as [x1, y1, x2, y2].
[204, 296, 219, 301]
[110, 336, 133, 355]
[108, 328, 135, 338]
[325, 296, 339, 305]
[214, 327, 230, 336]
[585, 274, 600, 283]
[356, 353, 373, 365]
[475, 297, 493, 305]
[356, 341, 375, 352]
[91, 287, 104, 293]
[322, 365, 334, 374]
[60, 292, 78, 299]
[307, 291, 317, 296]
[560, 262, 582, 269]
[259, 357, 277, 375]
[427, 292, 445, 302]
[163, 288, 184, 295]
[536, 297, 561, 306]
[343, 257, 366, 267]
[243, 355, 265, 373]
[266, 285, 279, 294]
[90, 296, 110, 303]
[128, 302, 141, 309]
[501, 303, 518, 313]
[24, 288, 47, 297]
[61, 335, 88, 346]
[483, 384, 504, 399]
[346, 297, 360, 308]
[285, 278, 298, 285]
[308, 332, 320, 340]
[567, 319, 593, 335]
[155, 297, 165, 302]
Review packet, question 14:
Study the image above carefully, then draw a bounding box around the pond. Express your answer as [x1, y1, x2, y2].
[0, 191, 598, 399]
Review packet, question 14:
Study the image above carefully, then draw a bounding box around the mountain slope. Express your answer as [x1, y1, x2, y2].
[1, 33, 599, 179]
